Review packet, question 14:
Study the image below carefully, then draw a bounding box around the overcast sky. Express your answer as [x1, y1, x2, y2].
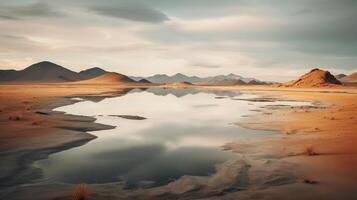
[0, 0, 356, 81]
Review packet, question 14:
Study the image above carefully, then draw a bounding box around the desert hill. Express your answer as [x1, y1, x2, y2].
[340, 72, 357, 83]
[281, 68, 342, 87]
[0, 70, 18, 82]
[0, 61, 82, 83]
[0, 62, 111, 83]
[74, 72, 137, 84]
[79, 67, 107, 79]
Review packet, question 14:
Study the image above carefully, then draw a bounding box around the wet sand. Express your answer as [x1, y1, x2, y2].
[0, 84, 127, 189]
[1, 84, 357, 199]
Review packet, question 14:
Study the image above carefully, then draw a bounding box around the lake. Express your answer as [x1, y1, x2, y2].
[35, 88, 310, 189]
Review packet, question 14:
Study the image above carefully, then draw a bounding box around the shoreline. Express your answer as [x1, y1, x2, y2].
[0, 85, 129, 191]
[1, 84, 357, 199]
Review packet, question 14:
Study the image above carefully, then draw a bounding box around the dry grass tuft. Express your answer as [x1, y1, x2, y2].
[304, 145, 318, 156]
[72, 184, 89, 200]
[303, 178, 318, 184]
[9, 116, 21, 121]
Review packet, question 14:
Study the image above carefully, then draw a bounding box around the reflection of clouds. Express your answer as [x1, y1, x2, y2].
[192, 103, 218, 108]
[41, 144, 166, 183]
[45, 90, 311, 186]
[124, 146, 233, 187]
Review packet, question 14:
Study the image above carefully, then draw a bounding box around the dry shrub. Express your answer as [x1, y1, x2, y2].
[9, 116, 21, 121]
[303, 178, 318, 184]
[72, 184, 89, 200]
[304, 145, 318, 156]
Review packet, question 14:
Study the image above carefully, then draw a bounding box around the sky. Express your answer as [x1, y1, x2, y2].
[0, 0, 356, 81]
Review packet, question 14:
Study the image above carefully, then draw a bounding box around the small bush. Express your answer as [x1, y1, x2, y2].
[9, 116, 21, 121]
[72, 184, 89, 200]
[303, 178, 318, 184]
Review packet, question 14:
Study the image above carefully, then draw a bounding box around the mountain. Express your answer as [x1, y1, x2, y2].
[0, 62, 110, 83]
[130, 73, 265, 85]
[130, 73, 201, 83]
[3, 61, 83, 83]
[0, 70, 18, 82]
[340, 72, 357, 83]
[0, 61, 266, 85]
[282, 68, 342, 87]
[75, 72, 137, 84]
[246, 80, 268, 85]
[335, 74, 347, 79]
[79, 67, 107, 79]
[138, 78, 151, 83]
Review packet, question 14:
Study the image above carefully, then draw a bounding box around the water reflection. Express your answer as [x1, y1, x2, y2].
[36, 89, 310, 188]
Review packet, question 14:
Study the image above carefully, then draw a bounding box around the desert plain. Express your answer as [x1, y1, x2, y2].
[0, 77, 356, 200]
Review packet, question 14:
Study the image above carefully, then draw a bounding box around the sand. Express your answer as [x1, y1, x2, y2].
[0, 84, 130, 188]
[1, 83, 357, 200]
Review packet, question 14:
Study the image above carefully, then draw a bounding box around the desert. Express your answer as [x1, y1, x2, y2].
[1, 1, 357, 199]
[0, 61, 356, 199]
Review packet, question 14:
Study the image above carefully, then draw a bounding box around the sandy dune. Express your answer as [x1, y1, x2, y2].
[72, 72, 138, 84]
[280, 68, 342, 88]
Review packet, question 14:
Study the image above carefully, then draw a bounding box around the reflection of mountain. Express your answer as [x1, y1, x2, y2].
[130, 73, 267, 85]
[129, 88, 242, 98]
[146, 88, 201, 97]
[72, 88, 134, 102]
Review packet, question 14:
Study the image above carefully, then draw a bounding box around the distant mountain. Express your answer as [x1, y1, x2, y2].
[130, 73, 265, 85]
[138, 78, 151, 83]
[0, 70, 18, 82]
[0, 61, 82, 83]
[0, 61, 267, 85]
[79, 67, 107, 79]
[281, 68, 342, 87]
[340, 72, 357, 83]
[246, 80, 268, 85]
[0, 61, 108, 83]
[335, 74, 347, 79]
[76, 72, 137, 84]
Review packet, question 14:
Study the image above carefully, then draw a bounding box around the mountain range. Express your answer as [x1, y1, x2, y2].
[130, 73, 267, 85]
[0, 61, 268, 85]
[1, 61, 354, 86]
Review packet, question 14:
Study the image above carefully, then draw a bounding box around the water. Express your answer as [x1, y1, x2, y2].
[35, 88, 311, 188]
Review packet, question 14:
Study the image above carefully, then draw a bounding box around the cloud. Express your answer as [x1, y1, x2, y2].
[0, 0, 356, 79]
[88, 4, 169, 23]
[167, 15, 268, 32]
[191, 62, 221, 69]
[0, 2, 63, 20]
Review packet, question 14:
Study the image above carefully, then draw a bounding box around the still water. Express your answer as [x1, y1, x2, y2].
[35, 88, 310, 188]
